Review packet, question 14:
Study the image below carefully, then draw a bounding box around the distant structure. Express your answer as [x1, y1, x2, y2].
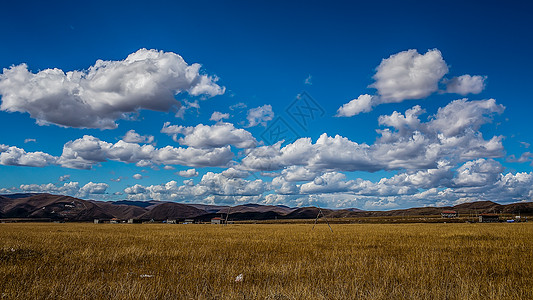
[211, 217, 225, 224]
[94, 219, 100, 224]
[441, 210, 458, 218]
[110, 218, 120, 224]
[479, 214, 499, 223]
[183, 219, 195, 224]
[166, 219, 177, 224]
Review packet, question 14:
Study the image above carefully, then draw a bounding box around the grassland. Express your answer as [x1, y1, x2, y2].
[1, 222, 532, 299]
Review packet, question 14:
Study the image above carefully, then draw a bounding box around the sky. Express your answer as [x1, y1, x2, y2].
[1, 0, 533, 210]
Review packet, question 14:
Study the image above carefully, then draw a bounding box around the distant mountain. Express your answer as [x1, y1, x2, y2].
[187, 203, 229, 214]
[218, 203, 296, 215]
[139, 202, 206, 220]
[283, 207, 330, 219]
[109, 200, 162, 209]
[1, 193, 532, 222]
[90, 201, 148, 219]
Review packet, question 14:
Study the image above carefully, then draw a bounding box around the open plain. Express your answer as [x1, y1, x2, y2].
[1, 222, 532, 299]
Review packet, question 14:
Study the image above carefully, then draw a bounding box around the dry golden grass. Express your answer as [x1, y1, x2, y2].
[0, 222, 532, 299]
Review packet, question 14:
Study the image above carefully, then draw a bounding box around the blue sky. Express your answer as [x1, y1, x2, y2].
[1, 0, 532, 209]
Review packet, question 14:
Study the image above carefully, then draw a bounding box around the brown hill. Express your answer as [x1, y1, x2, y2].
[0, 194, 112, 221]
[283, 207, 334, 219]
[2, 193, 532, 222]
[453, 201, 502, 213]
[139, 202, 206, 220]
[89, 201, 148, 220]
[188, 203, 230, 214]
[501, 202, 533, 214]
[216, 203, 296, 215]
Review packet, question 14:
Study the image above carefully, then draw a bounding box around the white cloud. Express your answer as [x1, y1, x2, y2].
[370, 49, 448, 102]
[453, 159, 503, 187]
[335, 94, 374, 117]
[161, 122, 257, 148]
[122, 130, 154, 144]
[246, 105, 274, 127]
[178, 168, 198, 177]
[271, 176, 299, 195]
[445, 75, 486, 95]
[153, 145, 233, 167]
[133, 173, 143, 180]
[300, 172, 355, 194]
[221, 167, 249, 178]
[210, 111, 230, 122]
[0, 144, 57, 167]
[281, 166, 318, 182]
[229, 102, 247, 111]
[124, 172, 267, 201]
[59, 135, 233, 169]
[0, 49, 224, 129]
[59, 175, 71, 182]
[78, 182, 108, 196]
[17, 181, 108, 198]
[24, 138, 36, 143]
[507, 152, 533, 164]
[241, 99, 505, 173]
[175, 100, 200, 119]
[429, 98, 504, 137]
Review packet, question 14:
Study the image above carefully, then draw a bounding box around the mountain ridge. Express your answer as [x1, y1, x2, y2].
[1, 193, 532, 222]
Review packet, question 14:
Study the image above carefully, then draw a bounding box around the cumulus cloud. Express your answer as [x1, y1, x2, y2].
[0, 144, 57, 167]
[221, 167, 249, 178]
[78, 182, 108, 196]
[452, 159, 503, 187]
[241, 99, 505, 173]
[300, 172, 356, 194]
[281, 166, 318, 182]
[17, 181, 108, 198]
[124, 172, 267, 201]
[178, 168, 198, 177]
[210, 111, 230, 122]
[445, 75, 486, 95]
[122, 130, 154, 144]
[246, 105, 274, 127]
[161, 122, 257, 148]
[0, 49, 224, 129]
[59, 135, 233, 169]
[335, 94, 374, 117]
[428, 98, 504, 137]
[133, 173, 143, 180]
[370, 49, 448, 102]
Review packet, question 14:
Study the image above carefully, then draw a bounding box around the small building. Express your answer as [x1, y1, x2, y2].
[211, 217, 225, 224]
[441, 210, 458, 218]
[110, 218, 120, 224]
[94, 219, 100, 224]
[183, 219, 195, 224]
[167, 219, 177, 224]
[479, 214, 499, 223]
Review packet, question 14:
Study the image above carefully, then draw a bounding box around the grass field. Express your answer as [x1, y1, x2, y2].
[1, 222, 532, 299]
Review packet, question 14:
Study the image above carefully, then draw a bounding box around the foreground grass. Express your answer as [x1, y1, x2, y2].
[0, 223, 532, 299]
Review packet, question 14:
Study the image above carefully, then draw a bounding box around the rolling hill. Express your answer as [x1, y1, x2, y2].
[1, 193, 532, 222]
